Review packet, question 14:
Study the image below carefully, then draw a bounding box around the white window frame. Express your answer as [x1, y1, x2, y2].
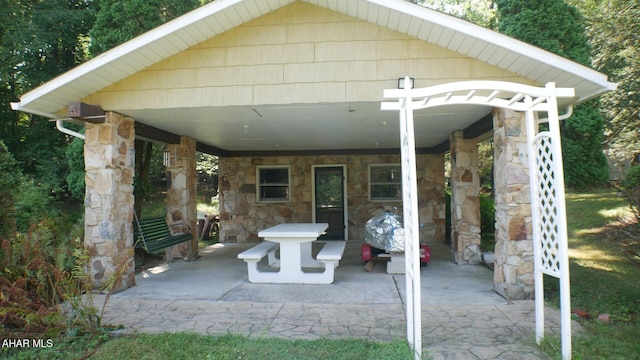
[256, 165, 291, 203]
[369, 164, 402, 202]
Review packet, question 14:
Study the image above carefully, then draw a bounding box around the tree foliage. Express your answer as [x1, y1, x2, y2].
[496, 0, 609, 188]
[496, 0, 592, 66]
[570, 0, 640, 172]
[0, 141, 22, 237]
[66, 136, 86, 200]
[417, 0, 497, 28]
[89, 0, 201, 55]
[1, 0, 94, 199]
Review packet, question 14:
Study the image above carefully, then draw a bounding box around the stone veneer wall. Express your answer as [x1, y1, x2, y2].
[218, 154, 446, 244]
[84, 112, 136, 292]
[165, 136, 199, 261]
[450, 131, 481, 264]
[492, 108, 534, 300]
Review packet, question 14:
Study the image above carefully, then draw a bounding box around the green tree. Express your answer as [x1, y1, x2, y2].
[66, 136, 86, 200]
[0, 140, 58, 235]
[89, 0, 202, 55]
[0, 141, 23, 236]
[417, 0, 497, 28]
[569, 0, 640, 174]
[1, 0, 95, 197]
[496, 0, 609, 188]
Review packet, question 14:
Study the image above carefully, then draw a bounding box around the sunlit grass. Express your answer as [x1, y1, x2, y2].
[542, 188, 640, 359]
[598, 206, 632, 219]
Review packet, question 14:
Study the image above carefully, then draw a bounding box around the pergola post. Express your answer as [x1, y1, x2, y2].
[449, 130, 482, 264]
[83, 112, 136, 292]
[165, 136, 199, 261]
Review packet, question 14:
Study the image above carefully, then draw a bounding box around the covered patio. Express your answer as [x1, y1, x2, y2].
[96, 241, 570, 359]
[11, 1, 615, 357]
[10, 0, 615, 297]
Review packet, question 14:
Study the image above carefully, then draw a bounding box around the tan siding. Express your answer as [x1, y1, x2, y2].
[87, 2, 535, 110]
[196, 65, 284, 87]
[202, 86, 254, 107]
[204, 24, 287, 47]
[167, 88, 203, 108]
[254, 83, 346, 104]
[225, 43, 315, 66]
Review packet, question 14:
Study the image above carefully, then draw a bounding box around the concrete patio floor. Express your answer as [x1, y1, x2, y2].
[95, 242, 577, 359]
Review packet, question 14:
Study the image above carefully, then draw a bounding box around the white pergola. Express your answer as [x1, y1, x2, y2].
[383, 79, 575, 360]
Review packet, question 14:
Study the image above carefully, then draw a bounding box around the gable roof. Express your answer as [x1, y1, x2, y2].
[12, 0, 616, 155]
[13, 0, 615, 118]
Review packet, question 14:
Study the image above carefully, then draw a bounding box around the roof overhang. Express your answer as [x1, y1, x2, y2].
[11, 0, 617, 155]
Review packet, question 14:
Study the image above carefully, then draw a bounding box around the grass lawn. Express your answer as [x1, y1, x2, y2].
[89, 333, 413, 360]
[2, 333, 413, 360]
[541, 189, 640, 359]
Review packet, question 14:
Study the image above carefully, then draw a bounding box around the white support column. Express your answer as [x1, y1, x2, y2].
[382, 77, 423, 360]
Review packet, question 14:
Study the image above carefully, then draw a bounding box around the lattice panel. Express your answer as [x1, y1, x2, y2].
[534, 134, 561, 277]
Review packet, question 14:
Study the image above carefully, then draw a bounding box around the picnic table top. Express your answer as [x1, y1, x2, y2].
[258, 223, 328, 238]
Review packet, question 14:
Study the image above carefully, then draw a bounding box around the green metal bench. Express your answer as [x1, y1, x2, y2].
[133, 216, 193, 254]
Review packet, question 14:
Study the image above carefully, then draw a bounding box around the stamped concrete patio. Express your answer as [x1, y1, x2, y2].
[95, 242, 577, 359]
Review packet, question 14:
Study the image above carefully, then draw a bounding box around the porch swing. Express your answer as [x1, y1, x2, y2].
[132, 211, 193, 254]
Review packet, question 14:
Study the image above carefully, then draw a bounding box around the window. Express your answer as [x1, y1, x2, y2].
[257, 166, 290, 202]
[369, 164, 402, 201]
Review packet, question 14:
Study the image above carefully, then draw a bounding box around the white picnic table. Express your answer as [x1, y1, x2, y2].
[263, 222, 327, 269]
[238, 223, 345, 284]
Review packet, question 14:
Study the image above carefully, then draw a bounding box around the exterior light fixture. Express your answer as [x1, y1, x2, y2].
[397, 77, 414, 89]
[163, 150, 170, 167]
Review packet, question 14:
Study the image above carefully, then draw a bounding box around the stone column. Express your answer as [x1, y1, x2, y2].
[492, 108, 534, 300]
[449, 131, 481, 264]
[165, 136, 198, 261]
[417, 154, 447, 243]
[84, 112, 136, 292]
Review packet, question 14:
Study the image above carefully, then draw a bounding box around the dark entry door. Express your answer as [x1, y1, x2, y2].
[314, 166, 346, 240]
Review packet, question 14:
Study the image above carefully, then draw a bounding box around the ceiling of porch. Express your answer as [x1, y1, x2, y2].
[124, 101, 492, 154]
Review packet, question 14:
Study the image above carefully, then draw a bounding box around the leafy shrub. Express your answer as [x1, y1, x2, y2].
[480, 194, 496, 252]
[66, 136, 85, 201]
[0, 141, 22, 237]
[1, 226, 68, 334]
[0, 218, 97, 336]
[14, 179, 60, 233]
[480, 194, 496, 238]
